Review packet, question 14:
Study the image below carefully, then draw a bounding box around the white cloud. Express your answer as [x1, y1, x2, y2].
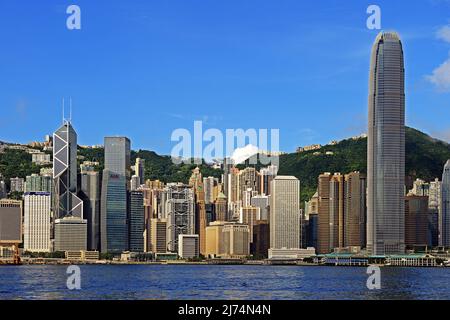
[231, 144, 258, 164]
[437, 25, 450, 43]
[426, 57, 450, 92]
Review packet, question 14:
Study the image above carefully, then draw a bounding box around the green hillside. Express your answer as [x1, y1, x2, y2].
[1, 127, 449, 203]
[278, 127, 450, 201]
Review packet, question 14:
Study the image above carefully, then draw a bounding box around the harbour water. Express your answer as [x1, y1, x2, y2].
[1, 265, 450, 300]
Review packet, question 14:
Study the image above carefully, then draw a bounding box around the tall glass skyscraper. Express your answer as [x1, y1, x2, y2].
[367, 32, 406, 255]
[101, 137, 131, 253]
[440, 160, 450, 246]
[53, 121, 83, 219]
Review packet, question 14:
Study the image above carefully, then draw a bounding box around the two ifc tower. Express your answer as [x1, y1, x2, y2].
[51, 32, 408, 256]
[367, 32, 406, 255]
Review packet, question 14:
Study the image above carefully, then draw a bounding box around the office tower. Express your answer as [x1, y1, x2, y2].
[214, 192, 228, 221]
[306, 212, 318, 249]
[129, 191, 145, 252]
[189, 167, 202, 189]
[429, 178, 441, 214]
[0, 199, 22, 244]
[53, 121, 83, 218]
[252, 220, 269, 258]
[270, 176, 301, 250]
[242, 188, 257, 207]
[317, 173, 332, 254]
[205, 221, 225, 258]
[203, 176, 218, 204]
[101, 137, 131, 253]
[134, 158, 145, 185]
[205, 203, 215, 223]
[227, 167, 239, 205]
[130, 175, 140, 191]
[150, 218, 167, 253]
[10, 177, 24, 193]
[222, 157, 233, 198]
[344, 172, 367, 248]
[24, 174, 53, 193]
[427, 178, 441, 247]
[222, 223, 250, 258]
[54, 217, 87, 251]
[166, 183, 195, 253]
[24, 192, 51, 252]
[239, 206, 260, 238]
[305, 191, 319, 220]
[440, 160, 450, 246]
[195, 185, 207, 256]
[367, 32, 406, 255]
[79, 169, 100, 251]
[178, 234, 199, 259]
[104, 137, 131, 179]
[404, 195, 429, 248]
[189, 167, 207, 255]
[329, 173, 344, 249]
[251, 195, 269, 221]
[238, 168, 260, 203]
[101, 171, 128, 253]
[260, 165, 278, 195]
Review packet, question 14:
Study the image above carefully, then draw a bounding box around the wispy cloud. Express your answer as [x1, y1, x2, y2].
[426, 57, 450, 91]
[437, 25, 450, 43]
[426, 25, 450, 92]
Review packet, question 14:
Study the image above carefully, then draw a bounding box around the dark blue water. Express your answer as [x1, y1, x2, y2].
[1, 265, 450, 300]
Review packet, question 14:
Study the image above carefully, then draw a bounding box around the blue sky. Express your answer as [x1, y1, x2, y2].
[0, 0, 449, 154]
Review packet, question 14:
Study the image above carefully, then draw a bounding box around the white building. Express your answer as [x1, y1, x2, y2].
[31, 152, 51, 165]
[24, 192, 51, 252]
[178, 234, 199, 259]
[270, 176, 301, 250]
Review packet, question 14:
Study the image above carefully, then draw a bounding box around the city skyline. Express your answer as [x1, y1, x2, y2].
[0, 1, 449, 155]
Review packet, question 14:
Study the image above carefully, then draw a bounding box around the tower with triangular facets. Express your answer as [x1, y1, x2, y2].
[53, 111, 83, 219]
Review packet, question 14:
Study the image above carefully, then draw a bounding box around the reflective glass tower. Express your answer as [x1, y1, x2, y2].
[367, 32, 405, 255]
[101, 137, 131, 253]
[440, 160, 450, 246]
[53, 120, 83, 219]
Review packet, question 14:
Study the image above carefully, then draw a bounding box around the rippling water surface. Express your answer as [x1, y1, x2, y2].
[1, 265, 450, 300]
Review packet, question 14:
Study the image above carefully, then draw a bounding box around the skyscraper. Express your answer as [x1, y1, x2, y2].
[367, 32, 406, 255]
[80, 169, 100, 251]
[129, 190, 145, 252]
[270, 176, 301, 250]
[259, 165, 278, 195]
[101, 137, 131, 253]
[440, 160, 450, 246]
[165, 183, 195, 253]
[24, 192, 51, 253]
[104, 137, 131, 179]
[53, 120, 83, 219]
[317, 173, 332, 254]
[405, 195, 429, 248]
[344, 172, 366, 248]
[134, 158, 145, 185]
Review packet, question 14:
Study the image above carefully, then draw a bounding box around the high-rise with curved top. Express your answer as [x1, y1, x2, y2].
[367, 32, 405, 255]
[440, 160, 450, 246]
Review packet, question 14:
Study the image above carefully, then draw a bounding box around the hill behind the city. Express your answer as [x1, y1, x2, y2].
[1, 127, 449, 202]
